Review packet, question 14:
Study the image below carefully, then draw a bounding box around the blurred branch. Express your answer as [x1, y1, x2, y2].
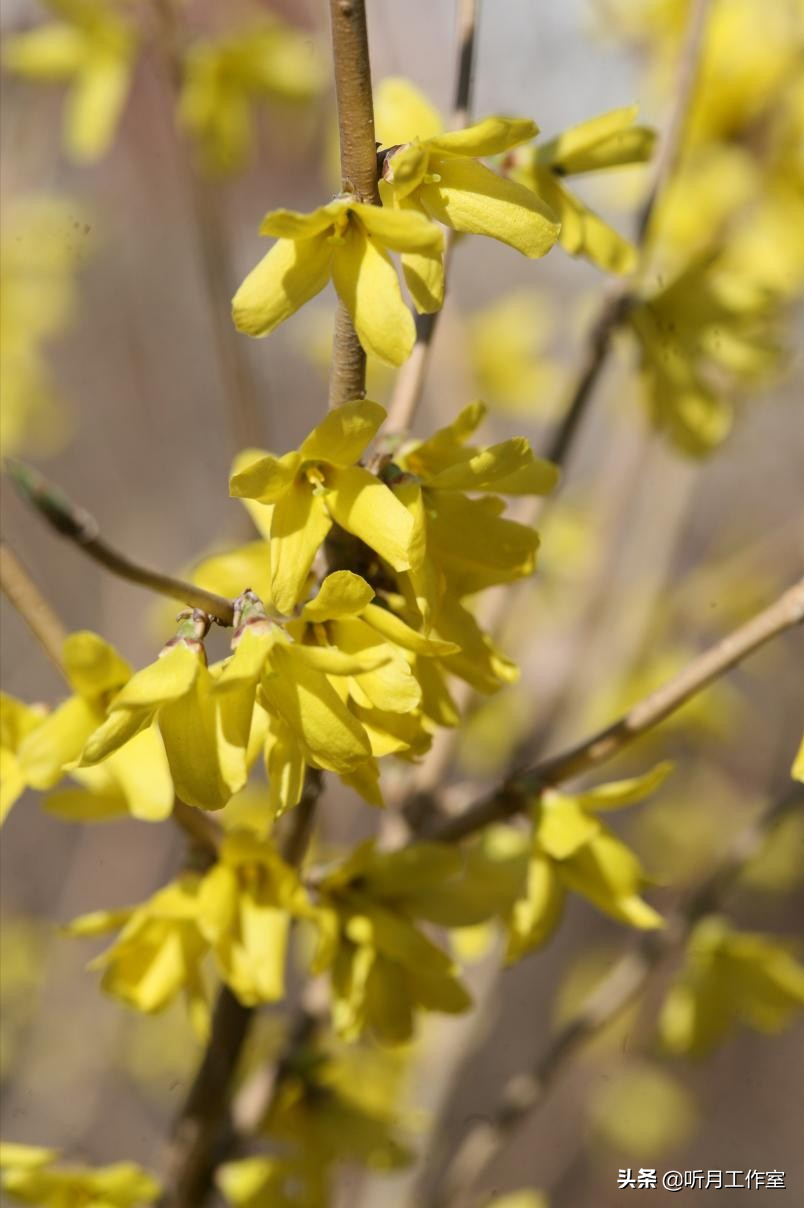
[431, 786, 803, 1208]
[172, 798, 223, 860]
[7, 459, 235, 625]
[538, 0, 712, 468]
[152, 0, 264, 450]
[425, 577, 804, 843]
[384, 0, 479, 434]
[0, 538, 67, 677]
[328, 0, 381, 408]
[158, 771, 324, 1208]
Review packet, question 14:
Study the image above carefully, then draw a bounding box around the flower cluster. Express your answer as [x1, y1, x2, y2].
[0, 1143, 159, 1208]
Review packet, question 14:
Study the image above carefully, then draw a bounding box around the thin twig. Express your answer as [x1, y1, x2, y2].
[328, 0, 381, 408]
[0, 539, 67, 676]
[423, 578, 804, 843]
[6, 459, 235, 626]
[172, 799, 223, 860]
[384, 0, 479, 434]
[158, 771, 325, 1208]
[432, 787, 802, 1207]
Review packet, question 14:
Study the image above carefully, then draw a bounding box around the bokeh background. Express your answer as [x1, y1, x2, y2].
[1, 1, 803, 1206]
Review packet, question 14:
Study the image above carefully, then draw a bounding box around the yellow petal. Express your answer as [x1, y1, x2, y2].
[19, 696, 101, 789]
[428, 116, 538, 158]
[159, 669, 234, 810]
[427, 436, 536, 491]
[62, 631, 132, 701]
[110, 645, 202, 711]
[420, 156, 559, 258]
[232, 232, 331, 338]
[536, 794, 600, 859]
[264, 717, 306, 816]
[299, 397, 386, 466]
[329, 618, 421, 713]
[574, 761, 674, 811]
[270, 483, 332, 615]
[536, 105, 655, 174]
[355, 202, 444, 253]
[302, 571, 375, 621]
[259, 204, 338, 240]
[102, 726, 175, 821]
[402, 247, 445, 314]
[288, 642, 390, 678]
[260, 645, 372, 774]
[331, 225, 415, 365]
[229, 450, 301, 503]
[528, 167, 637, 274]
[505, 853, 565, 961]
[327, 465, 415, 571]
[361, 603, 458, 656]
[374, 76, 444, 146]
[65, 54, 131, 161]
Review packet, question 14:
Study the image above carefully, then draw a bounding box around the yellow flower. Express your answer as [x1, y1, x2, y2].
[68, 874, 210, 1037]
[2, 0, 138, 161]
[0, 1145, 159, 1208]
[389, 400, 558, 620]
[232, 198, 443, 365]
[375, 77, 559, 307]
[178, 19, 323, 175]
[14, 631, 131, 791]
[505, 764, 670, 960]
[229, 399, 417, 614]
[218, 1156, 324, 1208]
[466, 290, 562, 417]
[0, 695, 46, 825]
[660, 916, 804, 1056]
[197, 831, 312, 1006]
[78, 611, 244, 811]
[628, 253, 783, 455]
[507, 105, 655, 274]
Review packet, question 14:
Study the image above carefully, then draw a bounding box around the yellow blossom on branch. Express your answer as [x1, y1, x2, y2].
[0, 1144, 159, 1208]
[375, 77, 559, 308]
[232, 200, 443, 365]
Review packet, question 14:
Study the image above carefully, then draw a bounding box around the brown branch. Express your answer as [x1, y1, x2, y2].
[157, 771, 324, 1208]
[172, 799, 223, 861]
[0, 539, 67, 677]
[328, 0, 381, 408]
[384, 0, 479, 434]
[432, 787, 803, 1208]
[424, 578, 804, 843]
[6, 459, 235, 626]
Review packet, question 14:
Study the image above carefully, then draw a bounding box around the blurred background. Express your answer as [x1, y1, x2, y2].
[1, 1, 802, 1205]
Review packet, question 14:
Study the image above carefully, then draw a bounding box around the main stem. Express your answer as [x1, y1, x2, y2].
[328, 0, 381, 408]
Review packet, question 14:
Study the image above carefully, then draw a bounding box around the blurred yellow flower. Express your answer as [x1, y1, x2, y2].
[660, 916, 804, 1055]
[232, 199, 443, 364]
[2, 0, 138, 161]
[178, 19, 323, 175]
[466, 290, 562, 417]
[0, 1143, 159, 1207]
[508, 105, 655, 273]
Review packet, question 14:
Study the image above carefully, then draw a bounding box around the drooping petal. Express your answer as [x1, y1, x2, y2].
[102, 726, 175, 821]
[526, 166, 637, 274]
[259, 204, 339, 240]
[62, 631, 132, 701]
[505, 852, 566, 961]
[355, 203, 444, 254]
[402, 247, 445, 314]
[331, 225, 415, 365]
[329, 618, 421, 713]
[428, 116, 538, 158]
[361, 603, 458, 656]
[326, 465, 415, 571]
[299, 397, 386, 466]
[65, 54, 131, 161]
[232, 232, 331, 338]
[18, 695, 101, 789]
[419, 157, 559, 258]
[574, 761, 674, 812]
[270, 482, 332, 615]
[159, 668, 235, 810]
[264, 716, 306, 816]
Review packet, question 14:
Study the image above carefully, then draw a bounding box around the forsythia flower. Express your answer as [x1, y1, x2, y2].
[627, 254, 783, 456]
[77, 611, 245, 811]
[387, 400, 558, 621]
[196, 831, 312, 1006]
[506, 105, 655, 274]
[0, 696, 46, 825]
[229, 399, 417, 614]
[312, 840, 522, 1043]
[0, 1143, 160, 1207]
[218, 1157, 323, 1208]
[659, 916, 804, 1056]
[505, 764, 670, 960]
[68, 874, 211, 1037]
[467, 290, 562, 417]
[178, 19, 323, 175]
[232, 198, 443, 365]
[2, 0, 138, 161]
[375, 77, 559, 311]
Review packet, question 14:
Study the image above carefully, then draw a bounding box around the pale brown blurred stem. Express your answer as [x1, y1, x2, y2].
[0, 539, 67, 677]
[158, 772, 323, 1208]
[152, 0, 263, 450]
[432, 787, 803, 1208]
[328, 0, 381, 407]
[384, 0, 479, 433]
[7, 459, 235, 625]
